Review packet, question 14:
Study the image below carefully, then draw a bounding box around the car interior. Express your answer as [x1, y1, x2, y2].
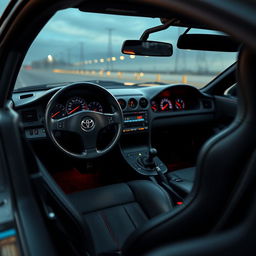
[0, 1, 256, 256]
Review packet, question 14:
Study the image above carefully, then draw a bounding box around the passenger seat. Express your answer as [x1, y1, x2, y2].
[166, 167, 196, 195]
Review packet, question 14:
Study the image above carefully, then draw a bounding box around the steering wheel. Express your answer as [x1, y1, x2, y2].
[45, 82, 123, 159]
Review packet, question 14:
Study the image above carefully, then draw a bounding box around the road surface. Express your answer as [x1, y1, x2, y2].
[15, 69, 214, 90]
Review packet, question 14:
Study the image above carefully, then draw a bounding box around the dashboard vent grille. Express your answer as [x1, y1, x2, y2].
[21, 110, 38, 122]
[139, 97, 148, 108]
[118, 99, 126, 109]
[20, 93, 34, 99]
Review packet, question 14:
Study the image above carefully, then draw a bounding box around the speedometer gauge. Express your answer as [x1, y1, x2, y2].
[51, 104, 66, 119]
[160, 98, 173, 111]
[88, 101, 103, 112]
[66, 96, 87, 115]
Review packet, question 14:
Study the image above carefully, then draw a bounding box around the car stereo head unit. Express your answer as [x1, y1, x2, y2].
[123, 111, 148, 133]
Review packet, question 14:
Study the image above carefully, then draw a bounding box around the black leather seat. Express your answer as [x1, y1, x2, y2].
[68, 181, 173, 255]
[167, 167, 196, 195]
[32, 159, 173, 256]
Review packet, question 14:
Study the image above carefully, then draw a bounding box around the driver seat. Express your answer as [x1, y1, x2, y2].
[32, 157, 173, 256]
[68, 181, 173, 255]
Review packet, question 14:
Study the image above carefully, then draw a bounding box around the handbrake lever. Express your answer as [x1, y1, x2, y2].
[154, 165, 184, 205]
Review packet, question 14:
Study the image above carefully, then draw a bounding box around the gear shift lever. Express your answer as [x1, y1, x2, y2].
[137, 147, 169, 184]
[143, 148, 158, 168]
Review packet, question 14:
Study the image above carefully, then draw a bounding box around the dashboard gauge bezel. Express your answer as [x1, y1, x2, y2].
[88, 101, 103, 113]
[50, 103, 66, 119]
[66, 96, 88, 115]
[159, 98, 173, 111]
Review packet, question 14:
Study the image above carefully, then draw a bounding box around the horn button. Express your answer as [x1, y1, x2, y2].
[81, 117, 95, 132]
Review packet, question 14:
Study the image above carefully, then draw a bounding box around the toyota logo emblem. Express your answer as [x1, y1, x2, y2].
[81, 118, 95, 132]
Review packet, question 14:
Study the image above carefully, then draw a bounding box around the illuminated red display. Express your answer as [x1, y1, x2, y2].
[160, 90, 171, 97]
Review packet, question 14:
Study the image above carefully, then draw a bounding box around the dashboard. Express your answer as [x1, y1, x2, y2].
[12, 84, 215, 140]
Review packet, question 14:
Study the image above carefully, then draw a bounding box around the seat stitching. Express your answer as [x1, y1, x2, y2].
[81, 200, 135, 215]
[99, 211, 120, 250]
[123, 205, 137, 229]
[126, 183, 151, 219]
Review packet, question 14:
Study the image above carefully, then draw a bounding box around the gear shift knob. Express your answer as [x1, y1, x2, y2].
[137, 147, 158, 169]
[148, 148, 157, 162]
[143, 147, 158, 168]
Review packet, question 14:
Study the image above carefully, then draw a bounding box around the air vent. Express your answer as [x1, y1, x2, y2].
[128, 98, 138, 109]
[202, 100, 212, 109]
[118, 99, 126, 110]
[21, 109, 38, 122]
[20, 93, 34, 99]
[139, 97, 148, 108]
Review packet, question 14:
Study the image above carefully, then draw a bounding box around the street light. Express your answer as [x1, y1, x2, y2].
[47, 55, 53, 62]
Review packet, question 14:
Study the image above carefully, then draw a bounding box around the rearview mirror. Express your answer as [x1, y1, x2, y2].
[122, 40, 173, 57]
[177, 34, 240, 52]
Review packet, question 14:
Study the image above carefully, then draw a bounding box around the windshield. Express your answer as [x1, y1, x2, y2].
[15, 9, 237, 90]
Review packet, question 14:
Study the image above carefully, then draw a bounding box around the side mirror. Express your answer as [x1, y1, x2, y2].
[177, 34, 240, 52]
[122, 40, 173, 57]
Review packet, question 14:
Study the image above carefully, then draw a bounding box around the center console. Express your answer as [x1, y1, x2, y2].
[119, 106, 167, 176]
[121, 145, 167, 175]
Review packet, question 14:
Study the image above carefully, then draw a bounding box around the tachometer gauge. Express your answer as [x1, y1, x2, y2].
[66, 96, 87, 115]
[160, 98, 173, 111]
[51, 104, 66, 119]
[175, 98, 185, 110]
[88, 101, 103, 112]
[151, 100, 158, 112]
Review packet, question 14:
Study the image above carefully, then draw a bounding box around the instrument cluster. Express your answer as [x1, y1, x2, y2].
[150, 87, 200, 113]
[50, 96, 104, 119]
[151, 97, 186, 112]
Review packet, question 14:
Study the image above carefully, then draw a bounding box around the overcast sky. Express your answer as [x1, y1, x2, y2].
[0, 0, 9, 15]
[1, 4, 236, 73]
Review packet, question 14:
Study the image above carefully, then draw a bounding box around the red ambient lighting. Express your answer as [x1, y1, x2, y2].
[161, 90, 171, 97]
[176, 201, 183, 205]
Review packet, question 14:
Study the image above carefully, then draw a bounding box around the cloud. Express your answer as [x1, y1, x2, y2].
[23, 8, 236, 74]
[26, 9, 180, 62]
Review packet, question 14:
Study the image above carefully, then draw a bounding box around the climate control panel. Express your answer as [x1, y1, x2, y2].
[123, 111, 149, 133]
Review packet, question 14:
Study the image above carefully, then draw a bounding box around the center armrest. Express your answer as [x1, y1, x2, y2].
[166, 167, 195, 195]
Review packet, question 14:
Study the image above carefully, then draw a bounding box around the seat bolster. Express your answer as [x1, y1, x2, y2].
[170, 167, 196, 181]
[167, 167, 196, 194]
[68, 183, 135, 213]
[127, 180, 173, 218]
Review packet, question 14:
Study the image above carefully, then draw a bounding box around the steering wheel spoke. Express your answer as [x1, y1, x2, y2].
[50, 116, 78, 134]
[82, 147, 98, 158]
[101, 112, 120, 128]
[80, 129, 98, 150]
